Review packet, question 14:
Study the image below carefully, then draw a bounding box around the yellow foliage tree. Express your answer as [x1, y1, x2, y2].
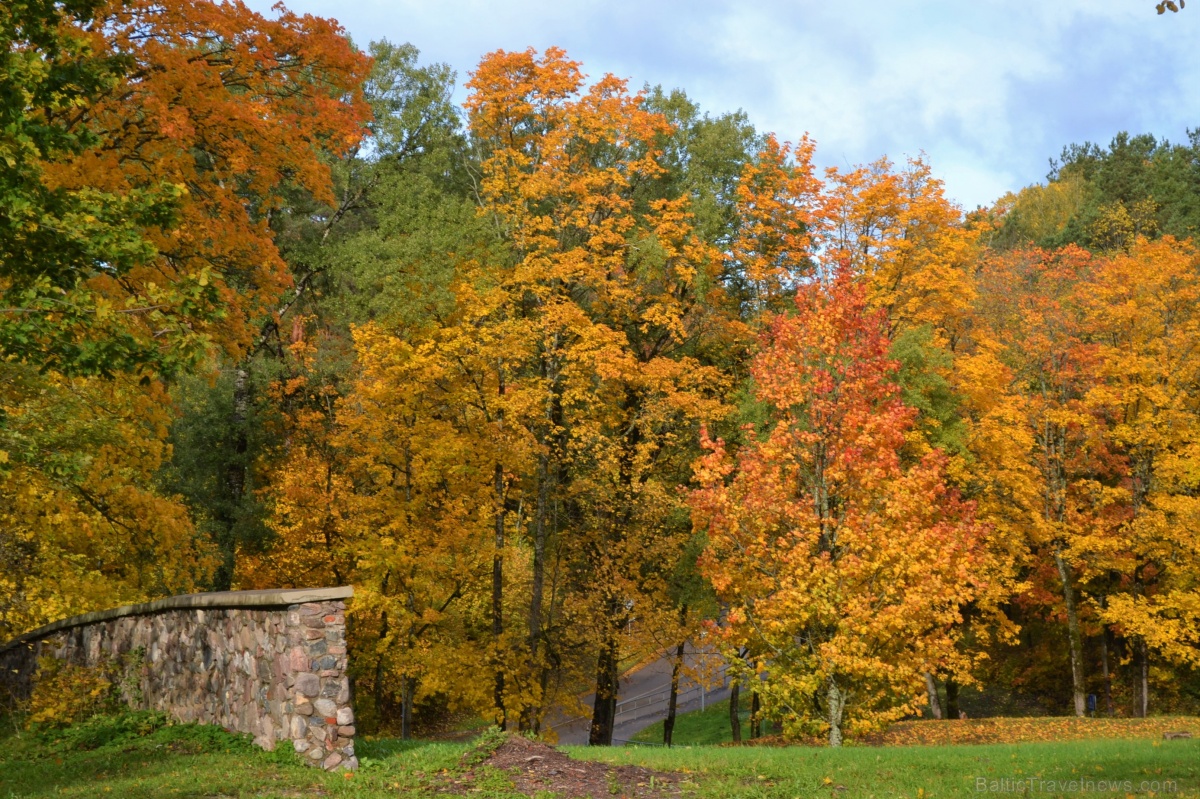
[1085, 237, 1200, 706]
[0, 367, 213, 639]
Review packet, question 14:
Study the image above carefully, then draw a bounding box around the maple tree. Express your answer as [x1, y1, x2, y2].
[459, 46, 728, 742]
[972, 245, 1119, 717]
[692, 270, 986, 745]
[1, 0, 370, 640]
[0, 366, 213, 640]
[234, 327, 495, 737]
[957, 230, 1200, 717]
[724, 133, 824, 315]
[823, 156, 979, 347]
[1082, 236, 1200, 708]
[231, 45, 731, 739]
[954, 218, 1200, 717]
[2, 0, 370, 375]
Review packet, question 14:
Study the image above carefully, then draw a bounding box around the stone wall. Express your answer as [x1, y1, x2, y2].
[0, 588, 357, 771]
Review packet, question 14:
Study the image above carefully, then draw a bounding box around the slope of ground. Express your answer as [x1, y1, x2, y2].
[631, 698, 750, 746]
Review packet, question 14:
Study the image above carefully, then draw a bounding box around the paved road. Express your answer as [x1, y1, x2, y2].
[548, 647, 731, 745]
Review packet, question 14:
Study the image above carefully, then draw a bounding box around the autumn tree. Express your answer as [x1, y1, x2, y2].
[232, 325, 495, 738]
[970, 245, 1126, 716]
[2, 0, 369, 376]
[1, 0, 370, 635]
[824, 156, 979, 347]
[722, 133, 824, 316]
[1, 0, 182, 374]
[456, 47, 729, 741]
[692, 270, 985, 745]
[1084, 236, 1200, 712]
[0, 368, 214, 639]
[231, 44, 729, 740]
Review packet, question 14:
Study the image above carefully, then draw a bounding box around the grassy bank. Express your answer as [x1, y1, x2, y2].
[630, 698, 750, 745]
[0, 712, 484, 799]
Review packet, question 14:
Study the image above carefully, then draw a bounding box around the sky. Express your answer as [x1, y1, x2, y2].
[244, 0, 1199, 211]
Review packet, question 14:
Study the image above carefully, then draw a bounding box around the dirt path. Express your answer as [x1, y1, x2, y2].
[462, 733, 681, 797]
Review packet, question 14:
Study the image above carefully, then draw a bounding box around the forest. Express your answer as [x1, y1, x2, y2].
[3, 0, 1199, 749]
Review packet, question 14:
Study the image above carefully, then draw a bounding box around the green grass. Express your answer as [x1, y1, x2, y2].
[631, 698, 751, 745]
[572, 737, 1200, 798]
[2, 711, 1198, 798]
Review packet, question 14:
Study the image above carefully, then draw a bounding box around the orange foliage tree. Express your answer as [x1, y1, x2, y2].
[0, 367, 214, 639]
[3, 0, 370, 372]
[970, 245, 1122, 717]
[692, 270, 986, 745]
[725, 133, 825, 315]
[240, 47, 728, 741]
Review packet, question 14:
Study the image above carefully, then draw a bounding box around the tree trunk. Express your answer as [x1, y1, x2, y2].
[524, 453, 551, 731]
[749, 689, 761, 739]
[1100, 626, 1114, 717]
[588, 634, 619, 746]
[945, 677, 960, 720]
[400, 676, 414, 740]
[664, 639, 685, 747]
[529, 343, 561, 694]
[1138, 638, 1150, 718]
[215, 363, 251, 591]
[1053, 548, 1087, 717]
[827, 676, 845, 747]
[925, 673, 943, 720]
[529, 454, 550, 654]
[492, 462, 506, 729]
[729, 679, 741, 743]
[373, 571, 391, 730]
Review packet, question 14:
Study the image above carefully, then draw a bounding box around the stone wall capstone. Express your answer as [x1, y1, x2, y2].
[0, 587, 357, 771]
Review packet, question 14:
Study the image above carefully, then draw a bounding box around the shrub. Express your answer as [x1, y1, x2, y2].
[26, 647, 144, 729]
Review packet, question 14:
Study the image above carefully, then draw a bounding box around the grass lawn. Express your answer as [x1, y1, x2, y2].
[1, 711, 1198, 798]
[573, 737, 1200, 798]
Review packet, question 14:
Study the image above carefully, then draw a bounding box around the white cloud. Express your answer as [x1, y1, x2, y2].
[243, 0, 1200, 209]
